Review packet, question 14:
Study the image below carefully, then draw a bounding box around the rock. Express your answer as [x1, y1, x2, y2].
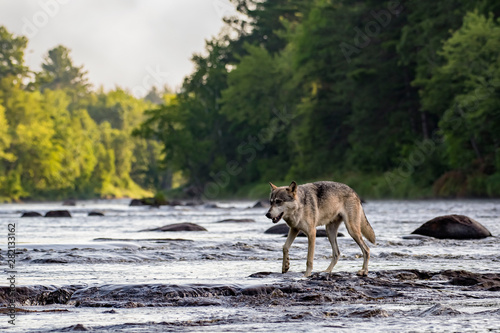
[61, 324, 89, 331]
[411, 214, 492, 239]
[401, 234, 433, 240]
[21, 211, 42, 217]
[298, 229, 339, 238]
[141, 222, 207, 232]
[129, 197, 169, 207]
[88, 211, 104, 216]
[62, 200, 76, 206]
[204, 203, 220, 209]
[45, 210, 72, 218]
[264, 223, 344, 237]
[418, 304, 461, 317]
[264, 223, 290, 234]
[252, 200, 270, 208]
[129, 199, 144, 206]
[184, 201, 203, 206]
[216, 218, 255, 223]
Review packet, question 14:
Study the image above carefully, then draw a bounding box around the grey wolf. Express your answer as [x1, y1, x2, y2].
[265, 181, 375, 277]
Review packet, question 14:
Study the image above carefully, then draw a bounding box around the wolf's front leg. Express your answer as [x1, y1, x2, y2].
[282, 227, 299, 274]
[304, 229, 316, 277]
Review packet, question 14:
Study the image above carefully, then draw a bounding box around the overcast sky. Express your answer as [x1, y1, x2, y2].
[0, 0, 237, 96]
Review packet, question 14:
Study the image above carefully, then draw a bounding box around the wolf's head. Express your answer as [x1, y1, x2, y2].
[265, 181, 298, 223]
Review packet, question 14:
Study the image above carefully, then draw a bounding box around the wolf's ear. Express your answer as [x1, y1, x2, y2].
[287, 181, 297, 194]
[269, 182, 278, 190]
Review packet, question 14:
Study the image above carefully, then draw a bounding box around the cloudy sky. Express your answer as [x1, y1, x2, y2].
[0, 0, 237, 96]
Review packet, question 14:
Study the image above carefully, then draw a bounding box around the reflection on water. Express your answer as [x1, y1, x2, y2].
[1, 199, 499, 332]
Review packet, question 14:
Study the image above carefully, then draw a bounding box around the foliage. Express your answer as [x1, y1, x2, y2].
[2, 0, 500, 201]
[138, 0, 500, 198]
[0, 27, 165, 201]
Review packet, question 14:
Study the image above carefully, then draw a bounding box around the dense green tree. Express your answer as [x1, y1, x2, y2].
[421, 11, 500, 196]
[0, 26, 28, 80]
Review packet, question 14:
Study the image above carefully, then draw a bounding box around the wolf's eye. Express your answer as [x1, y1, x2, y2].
[275, 199, 282, 204]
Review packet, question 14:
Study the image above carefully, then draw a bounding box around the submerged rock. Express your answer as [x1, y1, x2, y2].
[411, 215, 492, 239]
[45, 210, 72, 218]
[264, 223, 344, 238]
[62, 200, 77, 206]
[141, 222, 207, 232]
[216, 218, 255, 223]
[21, 211, 42, 217]
[88, 211, 104, 216]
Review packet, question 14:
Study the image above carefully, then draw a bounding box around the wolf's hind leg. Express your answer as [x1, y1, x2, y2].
[324, 220, 342, 273]
[347, 227, 370, 276]
[282, 227, 299, 274]
[344, 212, 370, 276]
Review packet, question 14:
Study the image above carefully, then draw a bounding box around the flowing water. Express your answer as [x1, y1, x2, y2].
[1, 199, 499, 332]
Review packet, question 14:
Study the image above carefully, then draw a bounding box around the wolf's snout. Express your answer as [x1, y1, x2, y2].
[266, 211, 284, 223]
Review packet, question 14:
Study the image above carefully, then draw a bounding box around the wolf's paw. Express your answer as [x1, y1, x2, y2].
[282, 260, 290, 274]
[357, 269, 368, 276]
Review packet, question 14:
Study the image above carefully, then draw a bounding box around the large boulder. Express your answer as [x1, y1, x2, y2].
[264, 223, 344, 238]
[45, 210, 72, 218]
[21, 211, 42, 217]
[411, 215, 492, 239]
[141, 222, 207, 232]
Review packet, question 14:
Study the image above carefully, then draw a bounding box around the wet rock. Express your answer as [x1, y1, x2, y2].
[348, 308, 389, 318]
[129, 199, 144, 206]
[418, 304, 461, 316]
[240, 285, 274, 295]
[264, 223, 344, 237]
[411, 214, 492, 239]
[8, 270, 500, 311]
[62, 200, 77, 206]
[140, 223, 207, 232]
[21, 211, 42, 217]
[264, 223, 289, 234]
[93, 237, 192, 242]
[130, 197, 169, 207]
[401, 234, 433, 240]
[32, 258, 69, 264]
[252, 200, 270, 208]
[88, 211, 104, 216]
[204, 203, 220, 209]
[216, 218, 255, 223]
[248, 272, 276, 278]
[396, 272, 419, 280]
[184, 200, 203, 206]
[0, 286, 76, 306]
[44, 210, 71, 218]
[177, 298, 222, 306]
[60, 324, 89, 331]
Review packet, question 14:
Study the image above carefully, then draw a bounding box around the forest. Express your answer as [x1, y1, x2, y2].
[1, 0, 500, 201]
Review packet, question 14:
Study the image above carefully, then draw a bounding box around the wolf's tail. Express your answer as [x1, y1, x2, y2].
[361, 211, 376, 244]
